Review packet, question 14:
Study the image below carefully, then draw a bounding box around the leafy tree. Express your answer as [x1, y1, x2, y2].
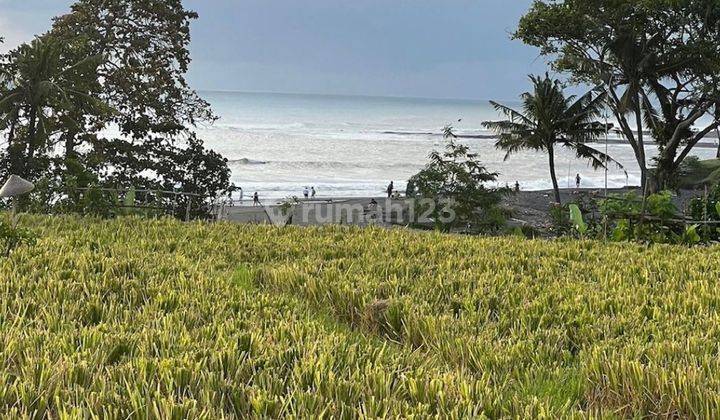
[0, 37, 105, 180]
[0, 1, 231, 217]
[49, 0, 229, 206]
[406, 126, 508, 233]
[516, 0, 720, 191]
[483, 74, 622, 204]
[50, 0, 215, 140]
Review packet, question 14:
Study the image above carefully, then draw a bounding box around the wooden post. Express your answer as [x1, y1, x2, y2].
[185, 196, 192, 222]
[704, 185, 709, 238]
[639, 182, 649, 226]
[10, 200, 19, 229]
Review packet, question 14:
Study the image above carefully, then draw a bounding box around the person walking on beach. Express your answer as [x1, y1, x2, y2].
[253, 192, 260, 206]
[576, 173, 581, 189]
[303, 187, 310, 199]
[387, 181, 394, 198]
[311, 187, 316, 198]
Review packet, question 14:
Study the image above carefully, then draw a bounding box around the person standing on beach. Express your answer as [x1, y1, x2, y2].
[576, 174, 581, 189]
[239, 187, 243, 203]
[303, 187, 309, 199]
[387, 181, 394, 198]
[253, 192, 260, 206]
[311, 187, 316, 198]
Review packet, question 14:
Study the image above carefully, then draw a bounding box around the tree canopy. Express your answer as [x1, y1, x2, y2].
[483, 74, 622, 204]
[407, 126, 508, 233]
[517, 0, 720, 191]
[0, 0, 230, 217]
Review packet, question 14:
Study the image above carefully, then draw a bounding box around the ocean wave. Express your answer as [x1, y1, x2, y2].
[212, 122, 308, 131]
[381, 130, 497, 139]
[229, 159, 422, 170]
[229, 158, 268, 165]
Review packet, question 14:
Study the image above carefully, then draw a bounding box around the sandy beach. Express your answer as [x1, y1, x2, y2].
[216, 187, 705, 231]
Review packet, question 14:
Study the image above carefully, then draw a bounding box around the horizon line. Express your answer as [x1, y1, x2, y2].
[195, 88, 521, 104]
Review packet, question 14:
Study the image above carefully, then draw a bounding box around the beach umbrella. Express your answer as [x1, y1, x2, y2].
[0, 175, 34, 228]
[0, 175, 34, 198]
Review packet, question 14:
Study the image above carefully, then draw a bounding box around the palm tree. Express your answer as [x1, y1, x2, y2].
[0, 36, 105, 178]
[483, 74, 622, 204]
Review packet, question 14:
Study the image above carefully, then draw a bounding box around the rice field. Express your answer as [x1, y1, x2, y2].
[2, 215, 720, 418]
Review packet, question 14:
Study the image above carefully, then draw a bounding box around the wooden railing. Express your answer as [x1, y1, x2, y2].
[74, 187, 205, 221]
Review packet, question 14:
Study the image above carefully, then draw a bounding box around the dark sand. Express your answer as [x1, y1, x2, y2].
[217, 187, 704, 231]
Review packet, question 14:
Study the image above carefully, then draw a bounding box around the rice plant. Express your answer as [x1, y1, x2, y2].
[1, 214, 719, 418]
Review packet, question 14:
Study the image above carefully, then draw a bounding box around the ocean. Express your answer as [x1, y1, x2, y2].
[197, 91, 718, 200]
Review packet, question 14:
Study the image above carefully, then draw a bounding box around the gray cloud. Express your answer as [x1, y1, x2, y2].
[1, 0, 547, 100]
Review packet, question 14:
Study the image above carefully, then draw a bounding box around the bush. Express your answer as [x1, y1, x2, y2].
[688, 184, 720, 241]
[0, 215, 36, 257]
[598, 191, 700, 244]
[406, 126, 510, 233]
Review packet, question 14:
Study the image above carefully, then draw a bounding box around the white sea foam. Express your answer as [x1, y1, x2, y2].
[198, 91, 718, 199]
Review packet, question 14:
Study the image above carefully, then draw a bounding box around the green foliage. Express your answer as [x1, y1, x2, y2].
[599, 191, 678, 219]
[610, 219, 631, 242]
[2, 215, 720, 416]
[0, 1, 231, 219]
[568, 204, 587, 236]
[646, 191, 677, 220]
[600, 191, 688, 244]
[548, 195, 600, 238]
[0, 215, 36, 256]
[80, 185, 119, 219]
[123, 186, 136, 209]
[0, 36, 106, 180]
[483, 74, 621, 204]
[681, 225, 702, 246]
[675, 157, 720, 189]
[688, 184, 720, 241]
[406, 126, 508, 233]
[516, 0, 720, 190]
[548, 203, 571, 235]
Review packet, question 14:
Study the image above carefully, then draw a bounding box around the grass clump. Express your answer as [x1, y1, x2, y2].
[1, 214, 720, 417]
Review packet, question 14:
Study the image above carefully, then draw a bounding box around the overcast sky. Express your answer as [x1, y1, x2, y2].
[0, 0, 547, 101]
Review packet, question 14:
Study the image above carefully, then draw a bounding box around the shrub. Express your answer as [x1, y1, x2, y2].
[600, 191, 687, 244]
[407, 125, 510, 233]
[689, 184, 720, 241]
[0, 215, 36, 257]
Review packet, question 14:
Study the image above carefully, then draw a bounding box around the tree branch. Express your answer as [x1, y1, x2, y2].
[675, 120, 720, 166]
[667, 102, 711, 150]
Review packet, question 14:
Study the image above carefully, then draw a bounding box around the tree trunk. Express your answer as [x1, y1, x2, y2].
[24, 107, 38, 177]
[7, 109, 17, 146]
[634, 97, 648, 193]
[548, 145, 561, 204]
[652, 150, 677, 193]
[608, 86, 647, 193]
[653, 165, 670, 193]
[64, 132, 77, 160]
[6, 108, 21, 174]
